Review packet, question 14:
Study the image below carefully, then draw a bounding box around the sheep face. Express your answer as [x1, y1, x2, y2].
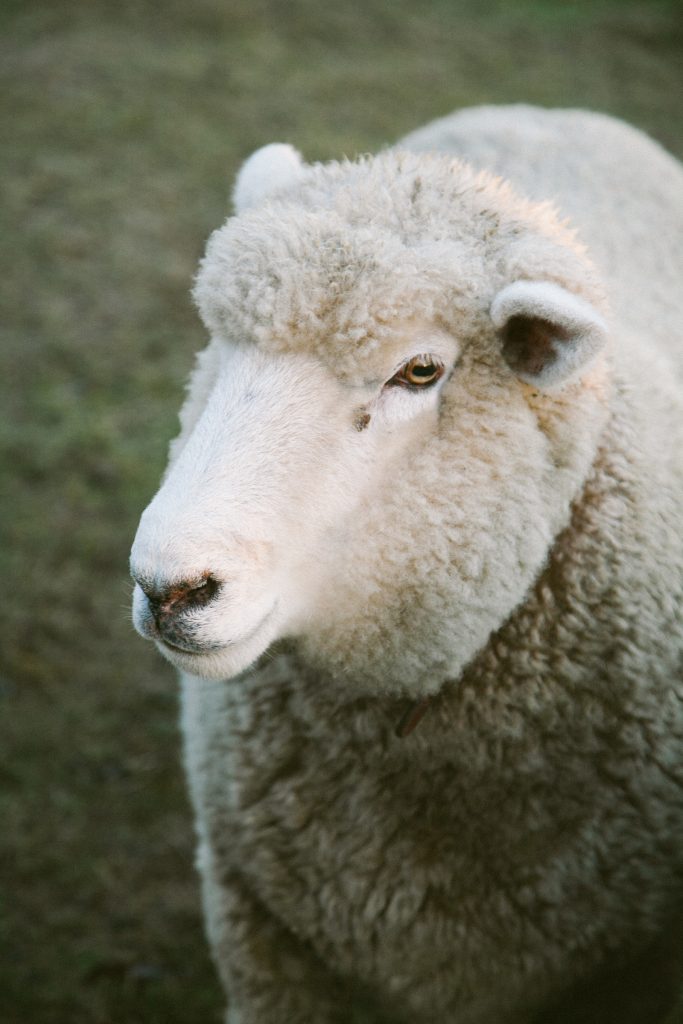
[131, 330, 457, 682]
[130, 150, 610, 695]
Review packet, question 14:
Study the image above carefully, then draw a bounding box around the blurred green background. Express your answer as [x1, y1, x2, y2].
[2, 1, 682, 1021]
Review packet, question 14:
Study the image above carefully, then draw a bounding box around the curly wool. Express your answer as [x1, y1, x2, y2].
[194, 151, 604, 382]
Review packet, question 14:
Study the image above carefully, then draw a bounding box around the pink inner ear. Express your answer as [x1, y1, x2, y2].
[502, 314, 571, 377]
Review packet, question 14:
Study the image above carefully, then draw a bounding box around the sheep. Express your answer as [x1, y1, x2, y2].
[130, 105, 683, 1023]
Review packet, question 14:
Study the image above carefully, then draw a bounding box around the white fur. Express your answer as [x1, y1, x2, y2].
[131, 331, 456, 681]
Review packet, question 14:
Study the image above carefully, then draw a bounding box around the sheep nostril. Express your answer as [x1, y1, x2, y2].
[140, 575, 221, 619]
[178, 575, 221, 611]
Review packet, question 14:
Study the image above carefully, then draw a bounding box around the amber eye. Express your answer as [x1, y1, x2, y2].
[389, 355, 444, 389]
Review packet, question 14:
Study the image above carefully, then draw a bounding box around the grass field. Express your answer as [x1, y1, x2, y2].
[2, 0, 682, 1021]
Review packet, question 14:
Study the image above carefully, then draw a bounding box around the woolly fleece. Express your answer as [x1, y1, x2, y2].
[140, 107, 683, 1023]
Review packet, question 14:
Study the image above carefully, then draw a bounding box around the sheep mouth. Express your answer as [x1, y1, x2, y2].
[159, 637, 225, 655]
[157, 602, 279, 659]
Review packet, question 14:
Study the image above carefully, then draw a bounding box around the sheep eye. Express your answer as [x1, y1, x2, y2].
[389, 355, 444, 390]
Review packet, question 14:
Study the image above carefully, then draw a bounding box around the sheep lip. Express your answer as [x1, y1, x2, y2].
[159, 603, 279, 657]
[160, 638, 220, 655]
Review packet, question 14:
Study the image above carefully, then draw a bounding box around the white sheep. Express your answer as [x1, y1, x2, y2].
[130, 105, 683, 1023]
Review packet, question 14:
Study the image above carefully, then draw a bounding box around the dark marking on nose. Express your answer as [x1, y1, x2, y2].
[141, 574, 221, 620]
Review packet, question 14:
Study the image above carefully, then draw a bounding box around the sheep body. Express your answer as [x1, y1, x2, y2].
[133, 107, 683, 1023]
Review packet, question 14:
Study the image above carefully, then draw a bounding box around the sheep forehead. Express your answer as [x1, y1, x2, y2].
[202, 233, 454, 367]
[193, 152, 565, 376]
[195, 235, 481, 383]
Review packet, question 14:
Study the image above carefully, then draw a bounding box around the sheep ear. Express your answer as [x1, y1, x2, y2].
[490, 281, 608, 388]
[232, 143, 306, 213]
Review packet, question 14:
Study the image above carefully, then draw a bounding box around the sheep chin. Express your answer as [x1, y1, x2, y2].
[153, 603, 280, 681]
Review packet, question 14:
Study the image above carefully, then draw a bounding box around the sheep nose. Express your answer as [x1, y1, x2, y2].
[139, 574, 221, 622]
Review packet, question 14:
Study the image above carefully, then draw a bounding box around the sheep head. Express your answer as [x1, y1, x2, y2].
[130, 146, 610, 696]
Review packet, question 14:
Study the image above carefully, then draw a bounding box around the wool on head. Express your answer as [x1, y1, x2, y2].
[193, 151, 606, 380]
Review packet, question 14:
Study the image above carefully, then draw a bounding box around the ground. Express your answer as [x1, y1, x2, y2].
[2, 0, 682, 1021]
